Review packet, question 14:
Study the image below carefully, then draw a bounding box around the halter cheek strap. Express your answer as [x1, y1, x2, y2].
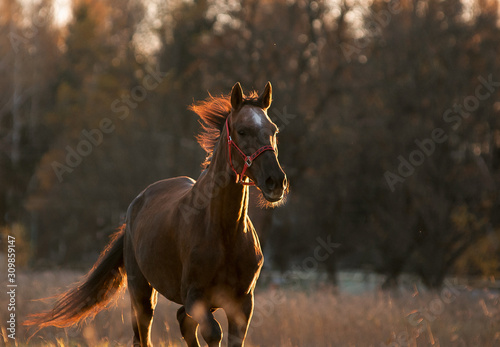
[225, 116, 274, 185]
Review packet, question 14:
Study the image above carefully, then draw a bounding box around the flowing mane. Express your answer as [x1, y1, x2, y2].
[189, 90, 262, 168]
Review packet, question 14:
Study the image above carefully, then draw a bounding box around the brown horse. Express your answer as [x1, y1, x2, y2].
[25, 82, 288, 347]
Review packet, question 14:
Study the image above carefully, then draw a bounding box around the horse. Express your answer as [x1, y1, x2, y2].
[25, 82, 288, 347]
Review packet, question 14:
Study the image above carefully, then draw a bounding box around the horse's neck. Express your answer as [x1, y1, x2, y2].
[197, 138, 249, 234]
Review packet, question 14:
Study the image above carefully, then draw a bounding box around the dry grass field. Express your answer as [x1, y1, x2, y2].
[1, 270, 499, 347]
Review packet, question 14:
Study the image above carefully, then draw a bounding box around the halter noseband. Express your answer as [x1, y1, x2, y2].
[225, 116, 275, 185]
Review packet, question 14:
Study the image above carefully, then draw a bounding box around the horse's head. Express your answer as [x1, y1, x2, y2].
[227, 82, 288, 204]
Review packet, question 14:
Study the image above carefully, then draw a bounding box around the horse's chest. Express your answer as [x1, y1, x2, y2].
[217, 243, 263, 294]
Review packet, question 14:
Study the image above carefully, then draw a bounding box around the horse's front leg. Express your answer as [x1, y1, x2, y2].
[184, 288, 223, 347]
[226, 293, 254, 347]
[177, 306, 200, 347]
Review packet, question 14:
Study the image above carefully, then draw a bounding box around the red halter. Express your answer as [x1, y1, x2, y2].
[225, 116, 275, 185]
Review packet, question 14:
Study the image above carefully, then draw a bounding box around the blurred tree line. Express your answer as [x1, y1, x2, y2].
[1, 0, 499, 289]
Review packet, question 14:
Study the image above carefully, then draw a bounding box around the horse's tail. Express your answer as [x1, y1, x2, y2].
[24, 225, 126, 329]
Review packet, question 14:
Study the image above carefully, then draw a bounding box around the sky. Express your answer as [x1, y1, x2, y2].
[53, 0, 71, 25]
[26, 0, 484, 28]
[18, 0, 71, 26]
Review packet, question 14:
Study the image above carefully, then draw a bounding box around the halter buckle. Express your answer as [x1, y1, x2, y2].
[245, 156, 252, 167]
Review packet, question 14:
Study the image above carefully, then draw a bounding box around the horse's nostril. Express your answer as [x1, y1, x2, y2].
[265, 177, 276, 191]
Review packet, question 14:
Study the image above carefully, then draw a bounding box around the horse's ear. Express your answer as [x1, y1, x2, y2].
[231, 82, 244, 110]
[260, 81, 272, 109]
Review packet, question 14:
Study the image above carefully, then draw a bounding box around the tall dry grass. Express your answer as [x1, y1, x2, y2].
[1, 270, 499, 346]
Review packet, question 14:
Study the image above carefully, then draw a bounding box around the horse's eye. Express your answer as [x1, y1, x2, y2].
[237, 130, 246, 136]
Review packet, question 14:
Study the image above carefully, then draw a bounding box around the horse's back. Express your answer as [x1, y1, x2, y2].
[143, 176, 195, 200]
[127, 175, 194, 214]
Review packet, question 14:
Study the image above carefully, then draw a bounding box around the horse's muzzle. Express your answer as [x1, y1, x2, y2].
[262, 172, 287, 202]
